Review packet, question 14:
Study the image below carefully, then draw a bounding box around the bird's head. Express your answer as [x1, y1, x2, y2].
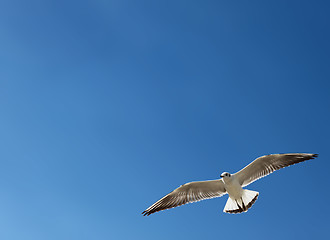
[220, 172, 231, 178]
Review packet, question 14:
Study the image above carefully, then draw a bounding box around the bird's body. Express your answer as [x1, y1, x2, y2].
[221, 173, 259, 213]
[222, 174, 242, 200]
[142, 153, 318, 216]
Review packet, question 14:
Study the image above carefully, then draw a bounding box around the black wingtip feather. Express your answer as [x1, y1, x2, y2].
[307, 153, 318, 160]
[142, 210, 151, 216]
[312, 153, 318, 158]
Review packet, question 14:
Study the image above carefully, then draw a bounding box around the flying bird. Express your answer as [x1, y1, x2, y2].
[142, 153, 318, 215]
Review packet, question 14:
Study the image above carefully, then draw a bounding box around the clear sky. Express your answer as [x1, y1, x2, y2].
[1, 0, 329, 239]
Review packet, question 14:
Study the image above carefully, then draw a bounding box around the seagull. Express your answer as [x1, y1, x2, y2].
[142, 153, 318, 216]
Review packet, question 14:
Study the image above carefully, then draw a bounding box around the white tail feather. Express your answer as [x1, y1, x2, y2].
[223, 189, 259, 214]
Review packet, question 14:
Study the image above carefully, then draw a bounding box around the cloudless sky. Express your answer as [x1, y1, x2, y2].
[1, 0, 329, 239]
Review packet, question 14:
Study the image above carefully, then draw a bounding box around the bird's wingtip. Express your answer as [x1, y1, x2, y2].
[142, 210, 150, 216]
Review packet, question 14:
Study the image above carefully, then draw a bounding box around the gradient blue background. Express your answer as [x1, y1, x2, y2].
[1, 0, 329, 239]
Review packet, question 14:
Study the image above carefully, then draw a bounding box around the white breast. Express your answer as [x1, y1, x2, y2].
[223, 176, 243, 199]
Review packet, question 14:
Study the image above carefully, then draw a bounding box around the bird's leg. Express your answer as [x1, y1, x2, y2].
[235, 199, 244, 212]
[241, 198, 246, 211]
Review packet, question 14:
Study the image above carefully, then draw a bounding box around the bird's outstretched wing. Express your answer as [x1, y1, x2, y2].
[142, 179, 226, 216]
[234, 153, 318, 187]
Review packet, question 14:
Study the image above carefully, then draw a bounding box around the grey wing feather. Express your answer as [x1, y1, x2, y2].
[234, 153, 318, 187]
[142, 179, 226, 216]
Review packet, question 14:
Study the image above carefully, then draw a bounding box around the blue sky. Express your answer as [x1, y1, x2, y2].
[1, 0, 329, 239]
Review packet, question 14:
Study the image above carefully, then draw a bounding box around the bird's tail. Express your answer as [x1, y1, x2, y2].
[223, 189, 259, 214]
